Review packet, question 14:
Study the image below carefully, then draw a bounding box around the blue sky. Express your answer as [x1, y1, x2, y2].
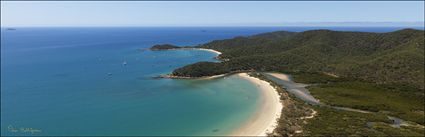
[1, 1, 424, 27]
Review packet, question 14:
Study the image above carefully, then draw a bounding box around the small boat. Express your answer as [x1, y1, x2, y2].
[122, 61, 127, 66]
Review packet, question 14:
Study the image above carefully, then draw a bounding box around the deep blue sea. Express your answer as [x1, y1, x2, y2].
[1, 26, 423, 136]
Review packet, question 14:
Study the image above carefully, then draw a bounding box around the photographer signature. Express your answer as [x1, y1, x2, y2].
[7, 125, 42, 134]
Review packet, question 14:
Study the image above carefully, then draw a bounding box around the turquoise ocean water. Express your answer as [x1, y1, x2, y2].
[1, 27, 422, 136]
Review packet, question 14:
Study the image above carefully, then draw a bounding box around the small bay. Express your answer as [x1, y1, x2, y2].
[1, 27, 420, 136]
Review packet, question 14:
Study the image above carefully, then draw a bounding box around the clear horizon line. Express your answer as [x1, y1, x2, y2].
[2, 21, 424, 28]
[2, 25, 425, 28]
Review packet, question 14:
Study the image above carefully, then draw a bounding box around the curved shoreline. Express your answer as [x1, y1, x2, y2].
[153, 48, 281, 135]
[150, 47, 222, 55]
[232, 73, 283, 136]
[193, 48, 222, 55]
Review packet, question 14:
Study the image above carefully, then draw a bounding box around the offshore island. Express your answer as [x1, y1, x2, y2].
[151, 29, 425, 136]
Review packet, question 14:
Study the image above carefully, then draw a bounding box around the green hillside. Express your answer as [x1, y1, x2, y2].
[173, 29, 425, 89]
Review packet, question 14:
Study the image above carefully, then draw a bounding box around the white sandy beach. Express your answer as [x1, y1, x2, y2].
[232, 73, 283, 136]
[152, 47, 222, 55]
[199, 74, 226, 80]
[193, 48, 222, 55]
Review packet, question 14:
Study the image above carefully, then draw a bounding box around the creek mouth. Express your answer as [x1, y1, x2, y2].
[263, 72, 379, 113]
[262, 72, 419, 129]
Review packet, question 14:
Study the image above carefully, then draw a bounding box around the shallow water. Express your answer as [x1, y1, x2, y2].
[1, 27, 270, 136]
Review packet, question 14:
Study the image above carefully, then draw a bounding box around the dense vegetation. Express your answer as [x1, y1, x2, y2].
[309, 81, 424, 124]
[173, 29, 425, 89]
[172, 62, 229, 77]
[150, 44, 181, 50]
[301, 106, 424, 136]
[289, 73, 424, 136]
